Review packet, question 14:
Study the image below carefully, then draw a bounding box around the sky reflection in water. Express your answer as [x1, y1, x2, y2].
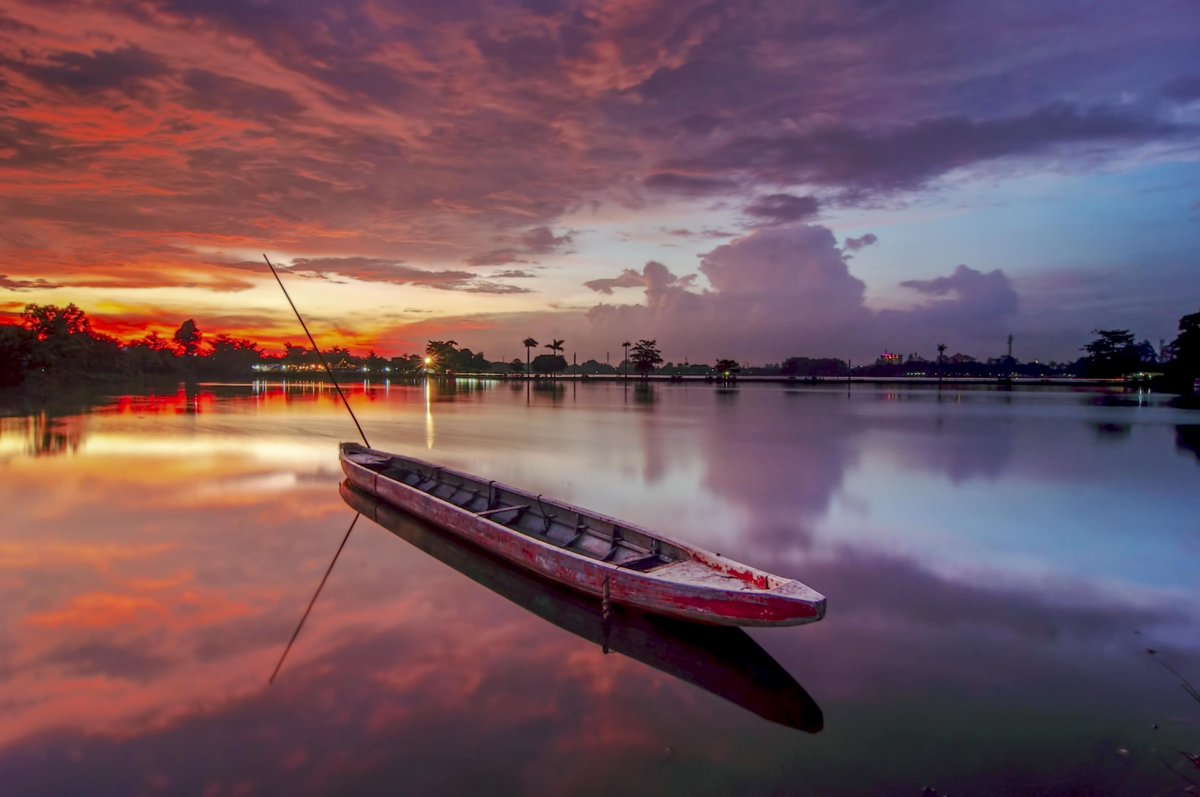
[0, 382, 1197, 796]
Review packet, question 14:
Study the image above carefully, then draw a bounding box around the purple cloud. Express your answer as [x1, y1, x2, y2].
[465, 250, 529, 267]
[1163, 75, 1200, 103]
[585, 261, 697, 295]
[744, 194, 820, 225]
[887, 265, 1020, 340]
[582, 225, 1018, 362]
[663, 228, 736, 239]
[1, 274, 58, 291]
[287, 257, 531, 295]
[466, 227, 573, 266]
[902, 265, 1018, 314]
[180, 70, 304, 119]
[667, 104, 1182, 195]
[643, 172, 737, 196]
[21, 45, 167, 95]
[519, 227, 573, 254]
[843, 234, 878, 252]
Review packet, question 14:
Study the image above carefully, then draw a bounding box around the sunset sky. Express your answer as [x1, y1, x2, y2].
[1, 0, 1197, 363]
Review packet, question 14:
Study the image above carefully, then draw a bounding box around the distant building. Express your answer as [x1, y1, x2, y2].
[877, 351, 903, 365]
[949, 353, 976, 364]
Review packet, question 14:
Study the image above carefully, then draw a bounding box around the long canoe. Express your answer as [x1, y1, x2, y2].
[340, 442, 826, 627]
[341, 481, 822, 731]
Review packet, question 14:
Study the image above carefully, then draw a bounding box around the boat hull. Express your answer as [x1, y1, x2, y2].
[340, 480, 823, 731]
[340, 443, 825, 627]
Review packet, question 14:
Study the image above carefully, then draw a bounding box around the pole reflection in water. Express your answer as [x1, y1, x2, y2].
[339, 481, 823, 733]
[424, 379, 434, 449]
[269, 512, 360, 685]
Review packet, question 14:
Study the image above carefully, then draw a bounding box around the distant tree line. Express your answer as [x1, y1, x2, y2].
[0, 304, 270, 387]
[2, 303, 1198, 392]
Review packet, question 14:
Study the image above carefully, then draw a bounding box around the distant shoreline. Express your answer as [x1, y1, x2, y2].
[330, 372, 1131, 388]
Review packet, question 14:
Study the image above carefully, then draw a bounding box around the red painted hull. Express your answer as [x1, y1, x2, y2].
[340, 444, 825, 627]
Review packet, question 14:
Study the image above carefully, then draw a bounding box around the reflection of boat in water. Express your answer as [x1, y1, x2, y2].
[341, 481, 823, 733]
[340, 443, 825, 627]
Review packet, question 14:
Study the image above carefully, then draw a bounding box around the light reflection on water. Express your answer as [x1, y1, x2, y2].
[0, 381, 1197, 796]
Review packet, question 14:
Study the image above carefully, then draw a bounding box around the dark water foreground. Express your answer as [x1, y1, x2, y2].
[0, 380, 1197, 796]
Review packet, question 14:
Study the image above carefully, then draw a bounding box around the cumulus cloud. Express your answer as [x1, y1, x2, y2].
[901, 265, 1018, 315]
[584, 224, 1018, 361]
[700, 226, 865, 308]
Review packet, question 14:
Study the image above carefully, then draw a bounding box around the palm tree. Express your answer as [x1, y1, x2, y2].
[937, 343, 947, 385]
[522, 337, 537, 377]
[546, 338, 565, 356]
[621, 340, 631, 380]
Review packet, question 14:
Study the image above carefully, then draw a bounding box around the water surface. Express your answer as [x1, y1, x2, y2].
[1, 381, 1197, 795]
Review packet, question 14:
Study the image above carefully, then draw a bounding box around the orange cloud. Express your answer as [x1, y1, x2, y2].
[26, 592, 168, 630]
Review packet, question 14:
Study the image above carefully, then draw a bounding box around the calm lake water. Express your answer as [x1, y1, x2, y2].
[1, 380, 1198, 796]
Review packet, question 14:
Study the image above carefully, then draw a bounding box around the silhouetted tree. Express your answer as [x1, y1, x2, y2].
[1168, 309, 1200, 388]
[391, 354, 423, 374]
[365, 350, 387, 372]
[714, 358, 740, 377]
[630, 339, 662, 378]
[21, 303, 91, 340]
[207, 333, 261, 374]
[0, 324, 34, 387]
[510, 358, 524, 374]
[522, 337, 537, 377]
[530, 353, 567, 375]
[546, 338, 565, 356]
[1081, 329, 1143, 378]
[577, 359, 617, 375]
[621, 340, 631, 379]
[283, 342, 309, 365]
[780, 357, 847, 377]
[454, 346, 489, 372]
[425, 339, 458, 372]
[325, 345, 354, 368]
[17, 303, 119, 373]
[139, 331, 173, 351]
[124, 332, 179, 375]
[173, 319, 202, 357]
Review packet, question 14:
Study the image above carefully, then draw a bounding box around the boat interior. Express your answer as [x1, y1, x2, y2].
[352, 450, 680, 573]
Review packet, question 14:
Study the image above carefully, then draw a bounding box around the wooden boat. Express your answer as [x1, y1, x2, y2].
[340, 442, 826, 627]
[341, 480, 823, 731]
